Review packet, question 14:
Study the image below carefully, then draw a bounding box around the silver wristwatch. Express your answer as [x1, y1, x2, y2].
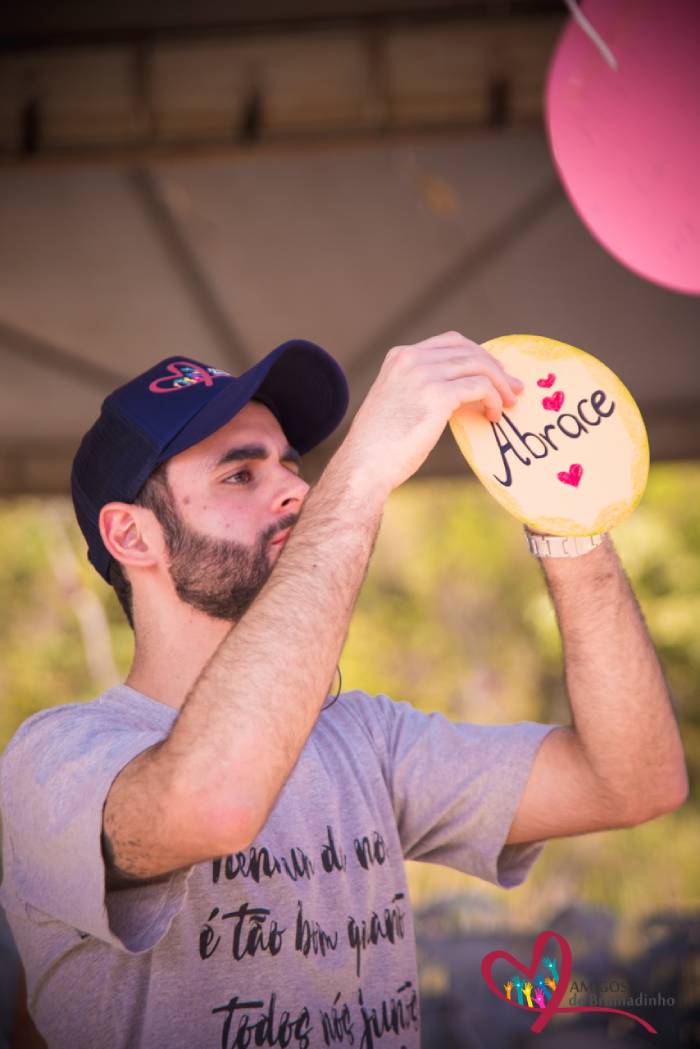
[524, 529, 606, 558]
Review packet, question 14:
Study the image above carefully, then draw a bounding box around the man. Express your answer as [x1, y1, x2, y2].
[0, 333, 688, 1049]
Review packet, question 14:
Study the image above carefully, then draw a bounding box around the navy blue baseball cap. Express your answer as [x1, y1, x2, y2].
[71, 339, 349, 581]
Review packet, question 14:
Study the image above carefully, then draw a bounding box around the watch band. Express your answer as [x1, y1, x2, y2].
[524, 529, 606, 558]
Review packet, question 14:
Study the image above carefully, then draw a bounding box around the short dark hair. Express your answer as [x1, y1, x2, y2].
[108, 460, 174, 629]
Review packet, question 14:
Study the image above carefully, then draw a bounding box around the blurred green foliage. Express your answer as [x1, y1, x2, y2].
[0, 462, 698, 955]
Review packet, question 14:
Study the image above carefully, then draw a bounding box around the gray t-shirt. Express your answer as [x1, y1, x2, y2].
[0, 685, 558, 1049]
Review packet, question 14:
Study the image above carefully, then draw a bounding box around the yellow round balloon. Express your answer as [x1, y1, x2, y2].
[449, 334, 649, 536]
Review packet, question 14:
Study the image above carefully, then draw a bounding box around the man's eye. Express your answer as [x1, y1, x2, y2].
[224, 468, 252, 485]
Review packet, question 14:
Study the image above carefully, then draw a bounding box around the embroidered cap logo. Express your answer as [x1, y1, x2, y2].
[148, 361, 231, 394]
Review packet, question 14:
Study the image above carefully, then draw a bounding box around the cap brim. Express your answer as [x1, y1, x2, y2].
[157, 339, 348, 463]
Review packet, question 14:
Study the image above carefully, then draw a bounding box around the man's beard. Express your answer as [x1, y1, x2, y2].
[161, 503, 298, 623]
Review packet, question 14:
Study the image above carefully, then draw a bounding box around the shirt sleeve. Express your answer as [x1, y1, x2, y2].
[367, 693, 561, 888]
[0, 705, 192, 954]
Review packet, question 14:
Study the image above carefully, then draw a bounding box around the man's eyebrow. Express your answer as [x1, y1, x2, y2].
[211, 443, 302, 470]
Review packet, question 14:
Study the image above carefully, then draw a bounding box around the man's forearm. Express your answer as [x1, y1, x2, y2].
[163, 446, 386, 850]
[539, 536, 688, 821]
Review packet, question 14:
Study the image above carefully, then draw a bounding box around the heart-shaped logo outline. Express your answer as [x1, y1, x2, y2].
[537, 373, 556, 388]
[149, 361, 217, 394]
[481, 929, 572, 1033]
[558, 464, 583, 487]
[481, 928, 658, 1035]
[542, 391, 565, 411]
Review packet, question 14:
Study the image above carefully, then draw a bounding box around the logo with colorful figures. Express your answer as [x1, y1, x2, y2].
[149, 361, 232, 394]
[481, 930, 658, 1035]
[503, 953, 560, 1011]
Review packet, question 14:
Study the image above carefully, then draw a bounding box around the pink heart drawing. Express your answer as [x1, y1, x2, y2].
[537, 373, 556, 388]
[149, 361, 215, 394]
[558, 464, 583, 487]
[481, 930, 572, 1034]
[542, 391, 565, 411]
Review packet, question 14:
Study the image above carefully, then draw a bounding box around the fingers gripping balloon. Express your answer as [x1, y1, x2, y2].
[449, 335, 649, 537]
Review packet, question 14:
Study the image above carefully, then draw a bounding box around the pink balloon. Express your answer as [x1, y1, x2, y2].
[546, 0, 700, 295]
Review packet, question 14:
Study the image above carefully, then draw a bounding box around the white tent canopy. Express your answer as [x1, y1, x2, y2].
[1, 1, 698, 493]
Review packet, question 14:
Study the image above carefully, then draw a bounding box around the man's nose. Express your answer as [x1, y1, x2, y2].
[273, 470, 309, 512]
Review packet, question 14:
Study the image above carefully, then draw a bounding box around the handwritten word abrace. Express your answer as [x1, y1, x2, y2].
[449, 334, 649, 536]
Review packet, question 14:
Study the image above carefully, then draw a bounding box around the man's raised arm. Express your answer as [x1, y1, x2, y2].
[506, 535, 688, 846]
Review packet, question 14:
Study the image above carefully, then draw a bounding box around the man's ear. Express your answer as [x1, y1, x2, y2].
[99, 502, 163, 573]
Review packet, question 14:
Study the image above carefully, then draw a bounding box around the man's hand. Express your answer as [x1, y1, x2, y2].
[341, 332, 524, 500]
